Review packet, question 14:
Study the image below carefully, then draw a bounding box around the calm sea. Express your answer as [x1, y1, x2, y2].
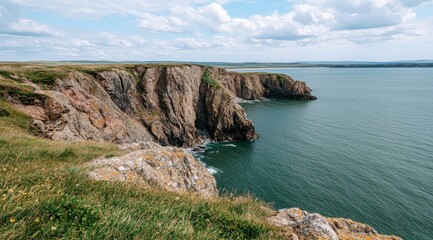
[199, 68, 433, 239]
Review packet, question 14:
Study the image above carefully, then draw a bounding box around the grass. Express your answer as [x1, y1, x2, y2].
[0, 64, 67, 86]
[0, 71, 14, 80]
[0, 99, 286, 239]
[201, 68, 220, 89]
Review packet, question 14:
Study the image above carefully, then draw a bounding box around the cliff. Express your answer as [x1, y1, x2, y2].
[0, 64, 315, 147]
[0, 63, 399, 239]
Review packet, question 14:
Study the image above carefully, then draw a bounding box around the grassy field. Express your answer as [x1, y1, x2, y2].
[0, 73, 286, 239]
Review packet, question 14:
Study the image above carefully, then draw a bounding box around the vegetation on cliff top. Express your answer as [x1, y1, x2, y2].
[0, 77, 285, 239]
[201, 68, 220, 89]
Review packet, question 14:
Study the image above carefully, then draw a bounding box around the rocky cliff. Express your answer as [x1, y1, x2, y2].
[267, 208, 400, 240]
[1, 64, 316, 147]
[0, 64, 400, 239]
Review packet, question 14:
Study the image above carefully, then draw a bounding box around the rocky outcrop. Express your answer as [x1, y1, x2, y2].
[211, 67, 317, 100]
[12, 72, 154, 143]
[267, 208, 401, 240]
[5, 64, 316, 147]
[86, 142, 217, 198]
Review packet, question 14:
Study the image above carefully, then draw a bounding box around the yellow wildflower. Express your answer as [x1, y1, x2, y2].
[9, 218, 16, 223]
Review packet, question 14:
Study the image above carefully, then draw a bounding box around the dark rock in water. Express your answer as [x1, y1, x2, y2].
[0, 108, 10, 117]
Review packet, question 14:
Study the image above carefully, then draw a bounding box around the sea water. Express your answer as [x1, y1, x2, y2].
[200, 68, 433, 239]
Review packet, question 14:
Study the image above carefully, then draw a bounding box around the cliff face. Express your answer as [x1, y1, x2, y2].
[4, 64, 316, 147]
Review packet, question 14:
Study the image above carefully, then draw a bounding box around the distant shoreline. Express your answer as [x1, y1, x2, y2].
[1, 60, 433, 68]
[218, 63, 433, 69]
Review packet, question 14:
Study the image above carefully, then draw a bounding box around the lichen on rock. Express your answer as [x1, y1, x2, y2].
[86, 143, 217, 198]
[267, 208, 401, 240]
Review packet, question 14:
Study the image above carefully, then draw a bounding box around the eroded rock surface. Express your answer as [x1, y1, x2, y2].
[267, 208, 401, 240]
[6, 65, 316, 146]
[86, 144, 217, 198]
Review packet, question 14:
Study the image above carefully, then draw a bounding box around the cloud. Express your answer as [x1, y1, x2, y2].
[1, 0, 432, 61]
[0, 18, 63, 37]
[138, 0, 424, 41]
[137, 13, 189, 33]
[7, 0, 236, 17]
[175, 36, 237, 49]
[172, 3, 233, 32]
[312, 0, 417, 30]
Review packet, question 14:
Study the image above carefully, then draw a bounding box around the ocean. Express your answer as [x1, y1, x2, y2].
[199, 68, 433, 239]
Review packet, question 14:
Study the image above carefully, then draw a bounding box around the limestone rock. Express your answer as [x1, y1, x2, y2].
[267, 208, 401, 240]
[86, 145, 217, 198]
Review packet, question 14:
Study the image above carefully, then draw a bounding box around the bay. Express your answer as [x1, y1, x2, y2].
[200, 68, 433, 239]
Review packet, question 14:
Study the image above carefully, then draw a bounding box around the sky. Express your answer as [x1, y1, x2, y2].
[0, 0, 433, 62]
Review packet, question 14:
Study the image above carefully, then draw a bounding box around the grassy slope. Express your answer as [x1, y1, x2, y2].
[0, 71, 285, 239]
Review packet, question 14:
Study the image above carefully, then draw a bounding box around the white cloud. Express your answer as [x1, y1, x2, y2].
[0, 18, 63, 37]
[172, 3, 233, 32]
[7, 19, 63, 36]
[137, 13, 189, 33]
[175, 36, 237, 49]
[1, 0, 432, 61]
[141, 0, 425, 41]
[8, 0, 237, 17]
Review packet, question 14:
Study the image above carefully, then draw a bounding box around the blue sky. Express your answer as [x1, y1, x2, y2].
[1, 0, 433, 62]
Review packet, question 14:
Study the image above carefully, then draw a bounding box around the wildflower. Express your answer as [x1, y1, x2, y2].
[9, 218, 16, 223]
[51, 226, 57, 231]
[34, 218, 40, 223]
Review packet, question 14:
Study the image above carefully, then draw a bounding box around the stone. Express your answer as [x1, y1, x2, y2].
[267, 208, 401, 240]
[86, 144, 217, 198]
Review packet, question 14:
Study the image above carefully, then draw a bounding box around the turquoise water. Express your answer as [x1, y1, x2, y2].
[200, 68, 433, 239]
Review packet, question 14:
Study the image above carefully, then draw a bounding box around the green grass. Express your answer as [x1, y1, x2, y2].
[201, 69, 220, 89]
[0, 99, 286, 239]
[0, 71, 14, 80]
[0, 64, 67, 86]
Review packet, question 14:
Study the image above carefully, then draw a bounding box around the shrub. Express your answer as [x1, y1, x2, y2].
[201, 69, 220, 89]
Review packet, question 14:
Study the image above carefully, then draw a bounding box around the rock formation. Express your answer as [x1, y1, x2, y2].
[86, 142, 217, 198]
[5, 64, 316, 147]
[0, 64, 400, 239]
[267, 208, 401, 240]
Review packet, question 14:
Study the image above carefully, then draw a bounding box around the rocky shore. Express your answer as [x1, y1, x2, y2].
[0, 63, 400, 239]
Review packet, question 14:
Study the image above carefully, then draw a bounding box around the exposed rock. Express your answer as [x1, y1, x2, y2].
[5, 64, 316, 146]
[86, 144, 217, 198]
[119, 141, 162, 151]
[211, 67, 317, 100]
[13, 71, 153, 143]
[267, 208, 401, 240]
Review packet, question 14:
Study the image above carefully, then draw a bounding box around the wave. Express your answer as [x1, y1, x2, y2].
[222, 144, 237, 147]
